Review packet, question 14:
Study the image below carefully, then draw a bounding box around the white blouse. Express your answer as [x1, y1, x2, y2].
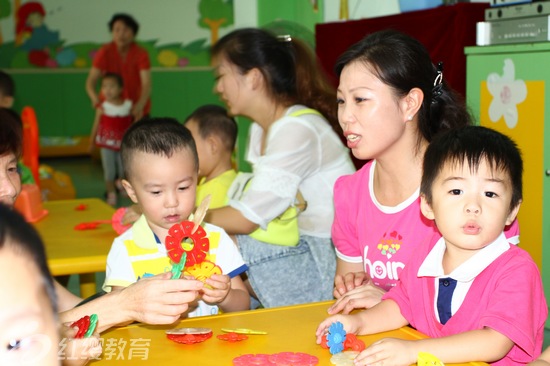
[228, 105, 355, 238]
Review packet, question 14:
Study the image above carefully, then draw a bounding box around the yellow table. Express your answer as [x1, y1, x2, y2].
[34, 198, 116, 298]
[92, 301, 488, 365]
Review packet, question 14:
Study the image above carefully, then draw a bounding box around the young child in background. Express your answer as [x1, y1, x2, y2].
[89, 72, 133, 206]
[103, 117, 250, 317]
[316, 126, 547, 366]
[184, 104, 238, 208]
[185, 105, 301, 248]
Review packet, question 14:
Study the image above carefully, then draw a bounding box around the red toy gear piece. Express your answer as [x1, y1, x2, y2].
[233, 354, 275, 366]
[70, 315, 90, 339]
[165, 220, 209, 266]
[269, 352, 319, 365]
[217, 332, 248, 342]
[343, 334, 365, 352]
[166, 332, 212, 344]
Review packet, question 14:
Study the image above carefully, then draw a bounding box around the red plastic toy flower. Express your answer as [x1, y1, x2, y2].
[165, 220, 209, 266]
[166, 332, 212, 344]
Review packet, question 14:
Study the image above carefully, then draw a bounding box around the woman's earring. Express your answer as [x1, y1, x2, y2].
[407, 116, 413, 121]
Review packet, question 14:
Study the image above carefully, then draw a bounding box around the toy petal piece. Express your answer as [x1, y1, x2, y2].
[184, 260, 221, 283]
[165, 220, 209, 266]
[418, 352, 445, 366]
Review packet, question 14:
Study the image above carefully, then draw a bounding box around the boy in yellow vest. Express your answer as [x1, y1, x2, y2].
[103, 117, 249, 317]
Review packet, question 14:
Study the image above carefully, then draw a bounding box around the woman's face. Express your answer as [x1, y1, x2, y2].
[111, 20, 135, 50]
[0, 152, 21, 206]
[337, 61, 409, 161]
[212, 56, 252, 117]
[0, 247, 60, 366]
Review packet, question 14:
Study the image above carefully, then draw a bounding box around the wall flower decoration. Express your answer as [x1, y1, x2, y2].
[487, 59, 527, 129]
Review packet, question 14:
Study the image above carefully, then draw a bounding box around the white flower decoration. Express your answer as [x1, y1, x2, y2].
[487, 59, 527, 129]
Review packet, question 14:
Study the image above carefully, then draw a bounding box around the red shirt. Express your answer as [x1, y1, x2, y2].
[93, 42, 151, 115]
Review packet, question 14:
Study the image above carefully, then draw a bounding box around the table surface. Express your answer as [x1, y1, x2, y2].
[34, 198, 116, 276]
[92, 300, 488, 365]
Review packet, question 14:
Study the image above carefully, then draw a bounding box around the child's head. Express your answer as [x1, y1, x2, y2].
[184, 105, 237, 179]
[121, 117, 199, 231]
[0, 204, 59, 365]
[420, 126, 522, 248]
[101, 72, 124, 103]
[0, 70, 15, 108]
[0, 108, 23, 206]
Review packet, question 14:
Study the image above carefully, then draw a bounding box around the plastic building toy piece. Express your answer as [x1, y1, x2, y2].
[165, 220, 209, 266]
[320, 334, 329, 349]
[233, 354, 273, 366]
[183, 260, 221, 283]
[74, 204, 88, 211]
[327, 322, 346, 354]
[71, 315, 92, 339]
[418, 352, 445, 366]
[170, 252, 187, 279]
[343, 334, 365, 352]
[217, 332, 248, 342]
[165, 327, 213, 344]
[330, 351, 359, 366]
[166, 332, 212, 344]
[221, 328, 267, 335]
[111, 207, 131, 234]
[84, 314, 98, 338]
[269, 352, 319, 365]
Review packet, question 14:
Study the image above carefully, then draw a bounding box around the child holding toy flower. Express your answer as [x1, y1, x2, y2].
[103, 117, 249, 317]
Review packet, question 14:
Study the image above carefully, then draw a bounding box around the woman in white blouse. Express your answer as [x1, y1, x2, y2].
[206, 28, 355, 308]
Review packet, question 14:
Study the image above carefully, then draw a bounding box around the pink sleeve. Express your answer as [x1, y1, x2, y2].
[479, 248, 547, 362]
[331, 174, 361, 258]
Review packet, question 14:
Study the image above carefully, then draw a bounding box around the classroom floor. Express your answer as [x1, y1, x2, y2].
[42, 155, 550, 349]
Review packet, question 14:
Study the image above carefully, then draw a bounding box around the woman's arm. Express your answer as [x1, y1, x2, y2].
[204, 205, 259, 235]
[85, 67, 102, 108]
[131, 69, 151, 121]
[58, 272, 203, 333]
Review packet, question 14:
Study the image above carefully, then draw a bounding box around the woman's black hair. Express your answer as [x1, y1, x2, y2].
[211, 28, 341, 134]
[335, 29, 471, 147]
[109, 13, 139, 35]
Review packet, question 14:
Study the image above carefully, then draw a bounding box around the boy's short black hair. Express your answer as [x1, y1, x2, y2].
[108, 13, 139, 35]
[421, 125, 523, 211]
[0, 108, 23, 158]
[0, 204, 58, 314]
[102, 72, 124, 88]
[185, 104, 237, 152]
[0, 70, 15, 97]
[121, 117, 198, 179]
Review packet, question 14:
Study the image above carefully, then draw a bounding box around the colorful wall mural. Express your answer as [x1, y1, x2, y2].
[0, 0, 234, 68]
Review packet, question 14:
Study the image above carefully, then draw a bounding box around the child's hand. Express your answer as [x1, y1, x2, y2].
[353, 338, 416, 366]
[201, 274, 231, 304]
[60, 324, 102, 366]
[315, 314, 359, 344]
[333, 271, 370, 298]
